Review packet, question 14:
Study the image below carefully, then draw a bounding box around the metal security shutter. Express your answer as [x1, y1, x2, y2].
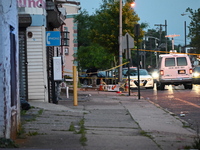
[19, 29, 28, 101]
[26, 26, 48, 102]
[47, 46, 54, 103]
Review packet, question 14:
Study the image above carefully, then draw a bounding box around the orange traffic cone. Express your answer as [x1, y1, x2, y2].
[99, 78, 103, 91]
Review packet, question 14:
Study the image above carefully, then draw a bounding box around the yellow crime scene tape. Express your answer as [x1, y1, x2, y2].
[131, 48, 200, 56]
[78, 61, 130, 80]
[64, 49, 200, 80]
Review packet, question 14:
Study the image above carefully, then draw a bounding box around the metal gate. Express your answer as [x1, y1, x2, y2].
[19, 29, 28, 101]
[47, 46, 54, 103]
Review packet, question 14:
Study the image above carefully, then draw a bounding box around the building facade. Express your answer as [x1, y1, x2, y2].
[59, 1, 80, 78]
[18, 0, 65, 103]
[18, 0, 80, 104]
[0, 0, 20, 139]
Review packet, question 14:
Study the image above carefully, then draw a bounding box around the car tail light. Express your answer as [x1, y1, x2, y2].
[189, 69, 193, 74]
[160, 70, 164, 76]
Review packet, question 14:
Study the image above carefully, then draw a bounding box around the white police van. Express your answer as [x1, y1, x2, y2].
[156, 50, 193, 90]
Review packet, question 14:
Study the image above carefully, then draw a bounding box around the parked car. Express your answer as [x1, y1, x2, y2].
[79, 71, 105, 85]
[125, 68, 154, 89]
[192, 66, 200, 84]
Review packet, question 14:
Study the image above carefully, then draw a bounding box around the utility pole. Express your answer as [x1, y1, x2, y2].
[181, 13, 189, 53]
[165, 34, 180, 51]
[154, 21, 167, 51]
[118, 0, 122, 82]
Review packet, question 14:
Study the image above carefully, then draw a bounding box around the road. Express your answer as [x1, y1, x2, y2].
[137, 84, 200, 131]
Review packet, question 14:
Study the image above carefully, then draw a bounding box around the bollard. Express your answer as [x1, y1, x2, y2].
[73, 66, 78, 106]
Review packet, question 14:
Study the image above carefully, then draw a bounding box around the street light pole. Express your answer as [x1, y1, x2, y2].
[118, 0, 122, 82]
[184, 21, 187, 52]
[181, 13, 189, 53]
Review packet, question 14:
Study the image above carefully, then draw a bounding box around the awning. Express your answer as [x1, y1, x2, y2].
[19, 14, 32, 28]
[46, 1, 65, 28]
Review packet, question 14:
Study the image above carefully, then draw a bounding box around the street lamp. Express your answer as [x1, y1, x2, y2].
[118, 0, 135, 82]
[130, 2, 135, 8]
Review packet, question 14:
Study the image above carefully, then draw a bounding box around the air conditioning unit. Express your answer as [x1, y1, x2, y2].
[65, 48, 69, 55]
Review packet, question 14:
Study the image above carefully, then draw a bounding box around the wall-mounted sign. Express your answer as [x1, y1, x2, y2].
[46, 31, 61, 46]
[17, 0, 46, 9]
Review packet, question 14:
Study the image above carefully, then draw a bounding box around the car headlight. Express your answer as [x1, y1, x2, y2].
[193, 72, 200, 77]
[152, 72, 159, 78]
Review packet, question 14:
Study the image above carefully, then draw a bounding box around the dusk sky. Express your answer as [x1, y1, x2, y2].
[79, 0, 200, 46]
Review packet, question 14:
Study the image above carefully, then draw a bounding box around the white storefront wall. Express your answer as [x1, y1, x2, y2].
[18, 0, 48, 102]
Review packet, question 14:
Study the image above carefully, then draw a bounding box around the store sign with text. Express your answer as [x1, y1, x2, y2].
[17, 0, 46, 9]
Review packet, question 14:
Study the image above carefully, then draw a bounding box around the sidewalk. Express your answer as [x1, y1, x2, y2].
[14, 89, 197, 150]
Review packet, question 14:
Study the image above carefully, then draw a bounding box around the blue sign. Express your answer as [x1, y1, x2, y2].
[46, 31, 61, 46]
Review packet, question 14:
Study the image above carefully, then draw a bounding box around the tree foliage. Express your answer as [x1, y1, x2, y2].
[75, 0, 143, 69]
[77, 44, 113, 69]
[75, 10, 92, 47]
[186, 7, 200, 53]
[90, 0, 141, 56]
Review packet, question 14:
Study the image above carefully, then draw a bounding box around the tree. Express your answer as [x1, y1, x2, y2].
[186, 8, 200, 53]
[76, 0, 144, 69]
[77, 44, 113, 69]
[75, 10, 93, 47]
[90, 0, 141, 56]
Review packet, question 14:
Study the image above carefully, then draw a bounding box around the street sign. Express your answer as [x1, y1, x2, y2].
[46, 31, 61, 46]
[122, 33, 134, 49]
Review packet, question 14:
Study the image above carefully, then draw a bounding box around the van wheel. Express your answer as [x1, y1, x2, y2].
[160, 83, 165, 90]
[156, 82, 165, 90]
[184, 84, 193, 89]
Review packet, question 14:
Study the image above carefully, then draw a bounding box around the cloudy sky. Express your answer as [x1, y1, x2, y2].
[79, 0, 200, 46]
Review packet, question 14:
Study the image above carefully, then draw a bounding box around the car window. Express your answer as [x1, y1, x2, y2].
[165, 58, 175, 67]
[140, 69, 148, 75]
[122, 69, 129, 75]
[129, 70, 137, 76]
[194, 67, 200, 72]
[128, 69, 148, 76]
[177, 57, 187, 66]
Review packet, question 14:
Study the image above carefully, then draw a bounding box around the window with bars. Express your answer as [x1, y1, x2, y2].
[61, 31, 69, 46]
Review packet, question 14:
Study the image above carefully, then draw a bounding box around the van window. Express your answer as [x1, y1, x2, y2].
[165, 58, 175, 67]
[177, 57, 187, 66]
